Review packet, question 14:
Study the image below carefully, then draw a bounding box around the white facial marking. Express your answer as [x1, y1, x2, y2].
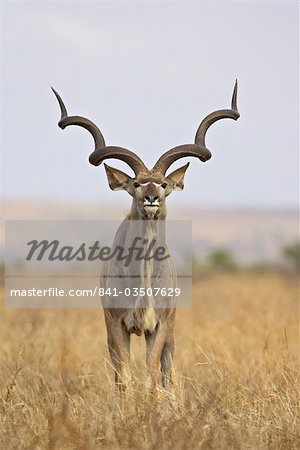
[144, 205, 159, 216]
[140, 181, 150, 186]
[143, 201, 160, 207]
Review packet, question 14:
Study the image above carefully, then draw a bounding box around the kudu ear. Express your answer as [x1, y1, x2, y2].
[104, 163, 132, 191]
[166, 162, 190, 191]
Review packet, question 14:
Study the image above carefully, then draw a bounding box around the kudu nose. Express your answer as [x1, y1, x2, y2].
[145, 195, 158, 203]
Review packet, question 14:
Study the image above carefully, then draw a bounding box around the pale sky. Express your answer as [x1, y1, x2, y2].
[1, 0, 299, 209]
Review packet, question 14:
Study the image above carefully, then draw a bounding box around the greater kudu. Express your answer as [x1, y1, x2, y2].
[52, 82, 239, 394]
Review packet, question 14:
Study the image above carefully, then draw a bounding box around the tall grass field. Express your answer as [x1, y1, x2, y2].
[0, 273, 299, 449]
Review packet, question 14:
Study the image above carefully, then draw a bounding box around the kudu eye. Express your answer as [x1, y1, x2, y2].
[161, 182, 168, 189]
[133, 181, 140, 188]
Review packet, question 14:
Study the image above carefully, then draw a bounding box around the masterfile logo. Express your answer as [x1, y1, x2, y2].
[5, 220, 192, 308]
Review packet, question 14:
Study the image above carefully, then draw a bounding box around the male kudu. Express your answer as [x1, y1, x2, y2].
[52, 81, 239, 394]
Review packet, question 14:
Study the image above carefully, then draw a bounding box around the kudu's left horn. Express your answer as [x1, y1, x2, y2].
[152, 80, 240, 175]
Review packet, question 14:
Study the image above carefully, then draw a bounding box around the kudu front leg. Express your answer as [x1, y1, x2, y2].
[107, 320, 131, 398]
[145, 323, 167, 392]
[160, 334, 175, 388]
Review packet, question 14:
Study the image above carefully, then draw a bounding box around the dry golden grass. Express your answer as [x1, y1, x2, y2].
[0, 273, 299, 449]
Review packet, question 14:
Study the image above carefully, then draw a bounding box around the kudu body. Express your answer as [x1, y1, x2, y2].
[52, 82, 239, 393]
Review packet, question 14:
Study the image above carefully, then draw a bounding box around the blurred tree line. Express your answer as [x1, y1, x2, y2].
[193, 241, 300, 276]
[283, 242, 300, 273]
